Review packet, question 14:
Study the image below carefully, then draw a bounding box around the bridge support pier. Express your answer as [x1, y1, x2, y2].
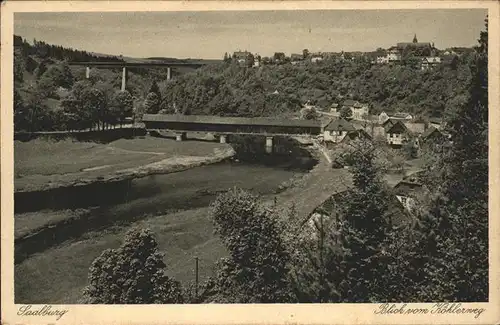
[85, 66, 91, 79]
[121, 67, 128, 91]
[175, 132, 186, 141]
[167, 67, 172, 80]
[265, 136, 273, 153]
[219, 134, 228, 144]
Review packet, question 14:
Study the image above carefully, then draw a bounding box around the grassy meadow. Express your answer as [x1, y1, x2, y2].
[14, 136, 231, 191]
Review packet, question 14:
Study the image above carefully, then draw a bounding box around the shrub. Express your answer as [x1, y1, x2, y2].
[82, 227, 184, 304]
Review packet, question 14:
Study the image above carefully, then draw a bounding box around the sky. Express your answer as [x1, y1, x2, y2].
[14, 9, 487, 60]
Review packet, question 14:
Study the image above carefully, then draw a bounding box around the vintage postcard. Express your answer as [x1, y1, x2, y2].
[1, 1, 499, 324]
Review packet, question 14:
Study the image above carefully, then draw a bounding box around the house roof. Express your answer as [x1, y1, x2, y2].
[316, 189, 412, 228]
[384, 120, 408, 133]
[393, 180, 425, 197]
[341, 129, 373, 142]
[233, 51, 251, 58]
[330, 103, 339, 108]
[142, 114, 324, 128]
[441, 54, 458, 64]
[391, 112, 412, 118]
[423, 57, 441, 64]
[290, 53, 303, 60]
[404, 122, 426, 134]
[397, 42, 432, 48]
[342, 99, 356, 107]
[325, 118, 356, 132]
[428, 117, 442, 124]
[422, 126, 443, 139]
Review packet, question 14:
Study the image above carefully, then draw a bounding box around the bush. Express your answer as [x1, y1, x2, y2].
[209, 188, 295, 303]
[82, 227, 184, 304]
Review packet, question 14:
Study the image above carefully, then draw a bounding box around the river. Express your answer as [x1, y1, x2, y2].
[14, 136, 317, 303]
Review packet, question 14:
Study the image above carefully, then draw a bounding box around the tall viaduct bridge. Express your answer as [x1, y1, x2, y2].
[68, 61, 207, 91]
[142, 114, 327, 153]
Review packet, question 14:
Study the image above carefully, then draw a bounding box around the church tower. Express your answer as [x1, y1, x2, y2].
[413, 34, 418, 43]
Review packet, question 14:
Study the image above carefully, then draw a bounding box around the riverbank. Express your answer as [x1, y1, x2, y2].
[15, 137, 235, 193]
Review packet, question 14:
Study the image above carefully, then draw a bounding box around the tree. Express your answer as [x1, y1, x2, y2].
[14, 54, 24, 83]
[300, 105, 319, 120]
[81, 87, 107, 130]
[40, 63, 74, 89]
[336, 140, 392, 302]
[245, 53, 255, 68]
[291, 212, 343, 302]
[110, 90, 134, 126]
[14, 89, 25, 131]
[209, 188, 294, 303]
[303, 49, 310, 59]
[148, 80, 161, 101]
[82, 227, 184, 304]
[143, 92, 160, 114]
[339, 106, 353, 119]
[404, 15, 489, 302]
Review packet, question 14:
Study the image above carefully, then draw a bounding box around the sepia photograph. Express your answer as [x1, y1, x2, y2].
[1, 1, 499, 324]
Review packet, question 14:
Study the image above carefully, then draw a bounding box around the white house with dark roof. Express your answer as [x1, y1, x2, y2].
[323, 118, 356, 143]
[421, 56, 441, 70]
[384, 119, 409, 146]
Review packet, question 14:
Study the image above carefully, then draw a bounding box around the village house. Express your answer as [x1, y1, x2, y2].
[290, 53, 303, 65]
[420, 126, 446, 151]
[384, 119, 409, 146]
[421, 56, 441, 70]
[331, 100, 370, 120]
[351, 101, 369, 120]
[386, 47, 402, 62]
[330, 103, 340, 114]
[323, 118, 356, 143]
[428, 117, 443, 129]
[393, 178, 426, 213]
[232, 51, 253, 65]
[311, 55, 323, 63]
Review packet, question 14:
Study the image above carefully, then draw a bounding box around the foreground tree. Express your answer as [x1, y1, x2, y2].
[82, 227, 184, 304]
[208, 188, 294, 303]
[402, 15, 489, 302]
[293, 139, 394, 302]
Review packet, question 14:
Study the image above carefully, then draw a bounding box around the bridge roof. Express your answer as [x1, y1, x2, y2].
[142, 114, 325, 128]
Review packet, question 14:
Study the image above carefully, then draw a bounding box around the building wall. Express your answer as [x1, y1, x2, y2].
[379, 112, 390, 124]
[396, 195, 416, 212]
[352, 106, 369, 120]
[324, 130, 347, 142]
[387, 132, 406, 145]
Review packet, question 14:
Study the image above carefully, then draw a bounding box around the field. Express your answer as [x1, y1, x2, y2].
[15, 207, 226, 303]
[14, 136, 232, 191]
